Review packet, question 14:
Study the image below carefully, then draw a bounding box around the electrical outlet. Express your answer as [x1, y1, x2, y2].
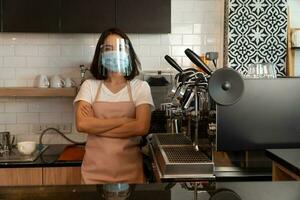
[45, 124, 59, 130]
[58, 123, 72, 134]
[31, 124, 46, 134]
[31, 124, 61, 134]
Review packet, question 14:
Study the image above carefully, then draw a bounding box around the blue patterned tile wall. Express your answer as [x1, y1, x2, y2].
[225, 0, 288, 76]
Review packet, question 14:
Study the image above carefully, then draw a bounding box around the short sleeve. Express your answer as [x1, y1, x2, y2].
[73, 80, 93, 105]
[135, 81, 155, 111]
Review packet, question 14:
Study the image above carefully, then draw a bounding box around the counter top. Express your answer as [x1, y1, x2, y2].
[0, 144, 273, 182]
[0, 181, 300, 200]
[266, 149, 300, 176]
[0, 144, 82, 168]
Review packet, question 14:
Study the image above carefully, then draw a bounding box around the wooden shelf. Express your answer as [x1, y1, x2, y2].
[0, 87, 77, 97]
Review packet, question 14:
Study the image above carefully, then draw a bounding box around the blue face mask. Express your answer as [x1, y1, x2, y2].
[101, 51, 131, 75]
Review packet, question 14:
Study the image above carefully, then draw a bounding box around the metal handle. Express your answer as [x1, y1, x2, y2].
[184, 91, 195, 109]
[194, 88, 199, 151]
[174, 119, 179, 134]
[184, 48, 212, 75]
[10, 135, 16, 148]
[164, 55, 183, 73]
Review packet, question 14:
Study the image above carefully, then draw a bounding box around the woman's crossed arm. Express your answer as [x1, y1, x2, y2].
[75, 100, 151, 137]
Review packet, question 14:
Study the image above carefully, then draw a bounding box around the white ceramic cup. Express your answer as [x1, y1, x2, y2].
[17, 141, 36, 155]
[64, 77, 76, 88]
[292, 30, 300, 47]
[50, 75, 65, 88]
[34, 75, 50, 88]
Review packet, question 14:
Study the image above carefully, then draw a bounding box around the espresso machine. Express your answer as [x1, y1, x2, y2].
[150, 46, 300, 184]
[149, 49, 226, 181]
[149, 47, 260, 181]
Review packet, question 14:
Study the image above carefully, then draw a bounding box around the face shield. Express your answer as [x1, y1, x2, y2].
[99, 38, 132, 76]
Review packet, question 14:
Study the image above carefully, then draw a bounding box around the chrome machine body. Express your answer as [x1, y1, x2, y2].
[149, 48, 245, 182]
[150, 49, 218, 181]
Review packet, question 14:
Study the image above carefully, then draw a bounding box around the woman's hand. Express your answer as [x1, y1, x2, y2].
[100, 104, 151, 138]
[80, 104, 94, 117]
[80, 103, 134, 122]
[122, 117, 135, 123]
[75, 100, 134, 134]
[80, 104, 134, 123]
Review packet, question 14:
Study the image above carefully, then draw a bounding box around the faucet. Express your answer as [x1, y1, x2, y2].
[79, 64, 89, 85]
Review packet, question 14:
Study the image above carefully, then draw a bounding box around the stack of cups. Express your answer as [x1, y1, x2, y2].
[246, 63, 277, 79]
[34, 75, 76, 88]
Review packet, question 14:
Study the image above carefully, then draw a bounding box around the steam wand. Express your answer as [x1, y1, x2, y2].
[79, 64, 90, 85]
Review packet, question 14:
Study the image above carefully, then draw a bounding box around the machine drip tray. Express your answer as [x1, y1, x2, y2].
[156, 145, 214, 178]
[163, 146, 211, 163]
[151, 134, 215, 180]
[154, 134, 192, 146]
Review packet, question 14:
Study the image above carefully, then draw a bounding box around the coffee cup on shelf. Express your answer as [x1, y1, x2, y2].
[50, 75, 65, 88]
[64, 77, 76, 88]
[34, 75, 50, 88]
[292, 30, 300, 47]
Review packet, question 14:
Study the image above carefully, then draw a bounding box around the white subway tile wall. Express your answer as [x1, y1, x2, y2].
[0, 125, 5, 132]
[0, 0, 224, 143]
[0, 103, 4, 112]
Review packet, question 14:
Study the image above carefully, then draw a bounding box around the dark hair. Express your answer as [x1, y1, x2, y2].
[90, 28, 140, 80]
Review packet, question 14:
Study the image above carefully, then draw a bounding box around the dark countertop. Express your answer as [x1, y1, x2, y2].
[214, 167, 271, 182]
[0, 144, 273, 182]
[266, 149, 300, 176]
[0, 182, 300, 200]
[0, 144, 82, 168]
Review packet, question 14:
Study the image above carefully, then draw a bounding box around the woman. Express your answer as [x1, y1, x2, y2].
[74, 28, 154, 184]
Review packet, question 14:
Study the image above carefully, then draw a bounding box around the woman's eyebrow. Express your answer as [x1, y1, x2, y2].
[103, 44, 113, 48]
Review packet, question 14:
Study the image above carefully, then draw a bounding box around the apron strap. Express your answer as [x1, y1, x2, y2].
[95, 80, 133, 102]
[95, 81, 102, 102]
[127, 81, 134, 103]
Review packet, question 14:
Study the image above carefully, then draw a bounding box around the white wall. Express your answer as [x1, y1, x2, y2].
[288, 0, 300, 76]
[0, 0, 224, 143]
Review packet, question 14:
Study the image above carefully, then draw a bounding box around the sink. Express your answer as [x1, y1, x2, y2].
[0, 144, 48, 163]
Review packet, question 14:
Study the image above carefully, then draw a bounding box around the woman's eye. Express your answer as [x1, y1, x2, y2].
[119, 45, 129, 51]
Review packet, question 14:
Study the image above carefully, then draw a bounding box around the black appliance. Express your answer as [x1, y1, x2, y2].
[216, 78, 300, 151]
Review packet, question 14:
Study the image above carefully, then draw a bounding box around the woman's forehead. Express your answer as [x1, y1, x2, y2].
[104, 34, 123, 45]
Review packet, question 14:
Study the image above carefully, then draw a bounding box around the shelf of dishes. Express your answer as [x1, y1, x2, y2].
[0, 87, 77, 97]
[292, 28, 300, 48]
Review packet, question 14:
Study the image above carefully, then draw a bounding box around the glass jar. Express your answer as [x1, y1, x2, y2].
[98, 183, 131, 200]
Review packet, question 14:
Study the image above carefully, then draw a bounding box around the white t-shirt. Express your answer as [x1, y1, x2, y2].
[74, 79, 155, 110]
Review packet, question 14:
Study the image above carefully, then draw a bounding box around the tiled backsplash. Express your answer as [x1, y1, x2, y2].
[0, 0, 224, 143]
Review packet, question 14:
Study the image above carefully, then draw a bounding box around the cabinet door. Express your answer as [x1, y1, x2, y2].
[2, 0, 60, 32]
[43, 167, 81, 185]
[61, 0, 115, 33]
[0, 168, 43, 186]
[116, 0, 171, 33]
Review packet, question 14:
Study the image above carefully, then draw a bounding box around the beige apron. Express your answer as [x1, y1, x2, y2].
[81, 81, 145, 184]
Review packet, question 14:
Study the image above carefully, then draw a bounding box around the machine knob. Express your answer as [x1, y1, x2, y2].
[221, 81, 231, 91]
[208, 68, 244, 106]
